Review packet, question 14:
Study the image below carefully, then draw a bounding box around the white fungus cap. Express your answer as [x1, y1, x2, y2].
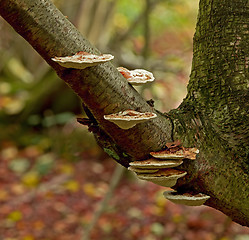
[128, 166, 159, 174]
[163, 191, 210, 206]
[117, 67, 155, 85]
[136, 169, 187, 187]
[129, 159, 183, 169]
[104, 110, 157, 129]
[52, 51, 114, 69]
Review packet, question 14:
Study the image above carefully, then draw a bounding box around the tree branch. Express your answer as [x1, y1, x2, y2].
[0, 0, 172, 160]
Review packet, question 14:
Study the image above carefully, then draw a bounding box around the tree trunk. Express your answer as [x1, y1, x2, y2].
[169, 0, 249, 226]
[0, 0, 248, 226]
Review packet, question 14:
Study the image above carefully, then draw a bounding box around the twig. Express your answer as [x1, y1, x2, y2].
[82, 164, 125, 240]
[114, 0, 160, 44]
[142, 0, 152, 65]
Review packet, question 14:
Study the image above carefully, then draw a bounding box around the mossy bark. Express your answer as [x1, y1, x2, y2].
[0, 0, 248, 226]
[169, 0, 249, 226]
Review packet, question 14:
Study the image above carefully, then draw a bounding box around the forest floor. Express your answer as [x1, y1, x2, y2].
[0, 137, 249, 240]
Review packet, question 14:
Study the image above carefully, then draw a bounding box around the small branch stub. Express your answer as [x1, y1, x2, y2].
[117, 67, 155, 85]
[52, 51, 114, 69]
[104, 110, 157, 129]
[163, 191, 210, 206]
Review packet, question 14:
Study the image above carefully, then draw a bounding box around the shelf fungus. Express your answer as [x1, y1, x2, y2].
[136, 169, 187, 187]
[128, 166, 159, 174]
[150, 147, 199, 160]
[103, 110, 157, 129]
[117, 67, 155, 85]
[129, 158, 183, 170]
[163, 191, 210, 206]
[52, 51, 114, 69]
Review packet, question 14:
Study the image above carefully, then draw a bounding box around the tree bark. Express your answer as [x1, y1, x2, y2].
[169, 0, 249, 226]
[0, 0, 248, 226]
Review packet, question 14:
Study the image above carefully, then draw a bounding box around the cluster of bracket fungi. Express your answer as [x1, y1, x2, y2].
[129, 143, 210, 206]
[52, 51, 210, 206]
[52, 51, 157, 129]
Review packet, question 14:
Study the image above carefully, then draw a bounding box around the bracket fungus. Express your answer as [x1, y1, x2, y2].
[52, 51, 114, 69]
[128, 166, 159, 174]
[103, 110, 157, 129]
[150, 147, 199, 160]
[129, 158, 183, 169]
[136, 169, 187, 187]
[117, 67, 155, 85]
[163, 191, 210, 206]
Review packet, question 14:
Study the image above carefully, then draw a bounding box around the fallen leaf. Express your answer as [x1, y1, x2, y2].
[21, 171, 40, 187]
[7, 210, 22, 222]
[0, 189, 9, 201]
[8, 158, 30, 174]
[64, 180, 80, 192]
[83, 183, 96, 197]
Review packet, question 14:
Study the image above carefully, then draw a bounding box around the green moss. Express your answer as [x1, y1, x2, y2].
[169, 0, 249, 225]
[103, 148, 120, 161]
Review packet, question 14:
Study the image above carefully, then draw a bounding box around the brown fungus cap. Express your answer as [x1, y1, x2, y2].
[104, 110, 157, 129]
[163, 191, 210, 206]
[150, 147, 199, 160]
[136, 169, 187, 187]
[52, 51, 114, 69]
[117, 67, 155, 86]
[128, 166, 159, 174]
[129, 158, 183, 169]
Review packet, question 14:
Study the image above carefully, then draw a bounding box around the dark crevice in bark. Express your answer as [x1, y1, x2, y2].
[162, 112, 175, 142]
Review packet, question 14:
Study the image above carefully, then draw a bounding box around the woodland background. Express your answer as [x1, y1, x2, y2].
[0, 0, 249, 239]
